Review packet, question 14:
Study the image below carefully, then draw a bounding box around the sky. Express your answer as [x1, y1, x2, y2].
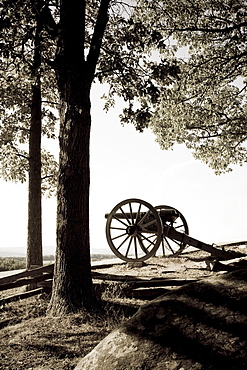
[0, 83, 247, 257]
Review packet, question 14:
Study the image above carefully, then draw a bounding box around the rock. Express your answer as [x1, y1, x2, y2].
[208, 256, 247, 272]
[75, 268, 247, 370]
[127, 261, 146, 268]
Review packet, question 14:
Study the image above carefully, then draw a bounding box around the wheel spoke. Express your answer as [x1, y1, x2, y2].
[112, 215, 129, 227]
[161, 237, 166, 255]
[154, 205, 189, 257]
[140, 232, 156, 247]
[143, 232, 158, 249]
[164, 236, 176, 254]
[125, 237, 133, 257]
[119, 206, 131, 225]
[129, 202, 134, 223]
[116, 234, 131, 251]
[137, 235, 148, 254]
[110, 226, 126, 231]
[174, 223, 185, 230]
[138, 210, 151, 226]
[112, 232, 128, 241]
[170, 238, 184, 247]
[164, 236, 183, 253]
[134, 237, 138, 259]
[135, 203, 142, 223]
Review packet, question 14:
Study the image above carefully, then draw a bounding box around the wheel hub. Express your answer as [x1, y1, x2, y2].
[126, 224, 139, 236]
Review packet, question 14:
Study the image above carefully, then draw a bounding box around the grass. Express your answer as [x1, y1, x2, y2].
[0, 254, 142, 369]
[0, 254, 116, 272]
[0, 285, 138, 370]
[2, 249, 240, 369]
[0, 257, 26, 271]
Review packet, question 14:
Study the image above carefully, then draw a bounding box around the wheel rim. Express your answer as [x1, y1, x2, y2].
[155, 205, 189, 256]
[106, 199, 163, 262]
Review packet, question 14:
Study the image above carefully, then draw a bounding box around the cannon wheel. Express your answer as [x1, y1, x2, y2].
[106, 198, 163, 262]
[155, 205, 189, 256]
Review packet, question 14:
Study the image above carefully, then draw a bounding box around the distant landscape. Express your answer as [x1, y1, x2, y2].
[0, 246, 112, 258]
[0, 253, 116, 272]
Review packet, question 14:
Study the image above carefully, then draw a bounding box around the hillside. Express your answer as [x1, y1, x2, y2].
[0, 243, 247, 369]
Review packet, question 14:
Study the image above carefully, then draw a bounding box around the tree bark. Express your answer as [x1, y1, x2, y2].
[48, 88, 93, 314]
[27, 3, 43, 270]
[48, 0, 111, 315]
[48, 0, 94, 314]
[27, 82, 42, 270]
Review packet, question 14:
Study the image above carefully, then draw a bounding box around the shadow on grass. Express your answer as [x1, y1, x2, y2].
[123, 268, 247, 369]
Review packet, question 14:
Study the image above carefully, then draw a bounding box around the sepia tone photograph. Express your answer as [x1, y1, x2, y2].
[1, 1, 247, 369]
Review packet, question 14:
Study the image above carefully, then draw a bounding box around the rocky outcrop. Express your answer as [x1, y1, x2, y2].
[75, 268, 247, 369]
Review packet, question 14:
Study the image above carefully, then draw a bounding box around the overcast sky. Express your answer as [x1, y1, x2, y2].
[0, 83, 247, 257]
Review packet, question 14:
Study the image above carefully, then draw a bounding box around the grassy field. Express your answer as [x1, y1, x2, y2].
[0, 283, 137, 369]
[0, 255, 131, 368]
[0, 254, 116, 272]
[0, 257, 26, 271]
[2, 247, 246, 369]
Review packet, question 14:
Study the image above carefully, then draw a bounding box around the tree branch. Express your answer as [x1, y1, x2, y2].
[41, 174, 54, 180]
[173, 21, 247, 34]
[15, 152, 30, 161]
[86, 0, 111, 80]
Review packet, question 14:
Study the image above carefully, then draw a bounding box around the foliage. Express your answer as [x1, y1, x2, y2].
[96, 2, 180, 132]
[0, 257, 26, 271]
[90, 254, 115, 261]
[0, 0, 58, 194]
[1, 1, 246, 180]
[129, 0, 247, 173]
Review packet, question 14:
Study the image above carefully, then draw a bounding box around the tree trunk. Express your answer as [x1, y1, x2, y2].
[48, 87, 93, 314]
[27, 81, 43, 270]
[48, 0, 94, 314]
[26, 4, 43, 270]
[48, 0, 111, 314]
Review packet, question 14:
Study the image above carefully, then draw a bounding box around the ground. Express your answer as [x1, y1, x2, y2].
[0, 244, 247, 370]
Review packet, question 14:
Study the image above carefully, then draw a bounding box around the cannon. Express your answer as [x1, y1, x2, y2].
[105, 198, 244, 262]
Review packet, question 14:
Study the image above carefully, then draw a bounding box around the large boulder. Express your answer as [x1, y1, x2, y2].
[75, 269, 247, 369]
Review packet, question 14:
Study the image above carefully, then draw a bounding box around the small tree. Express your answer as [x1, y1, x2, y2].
[0, 0, 58, 269]
[27, 0, 43, 269]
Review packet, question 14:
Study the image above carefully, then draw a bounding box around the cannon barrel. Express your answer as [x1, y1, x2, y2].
[105, 208, 179, 223]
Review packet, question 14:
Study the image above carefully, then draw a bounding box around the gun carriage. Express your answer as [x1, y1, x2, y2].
[105, 198, 242, 262]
